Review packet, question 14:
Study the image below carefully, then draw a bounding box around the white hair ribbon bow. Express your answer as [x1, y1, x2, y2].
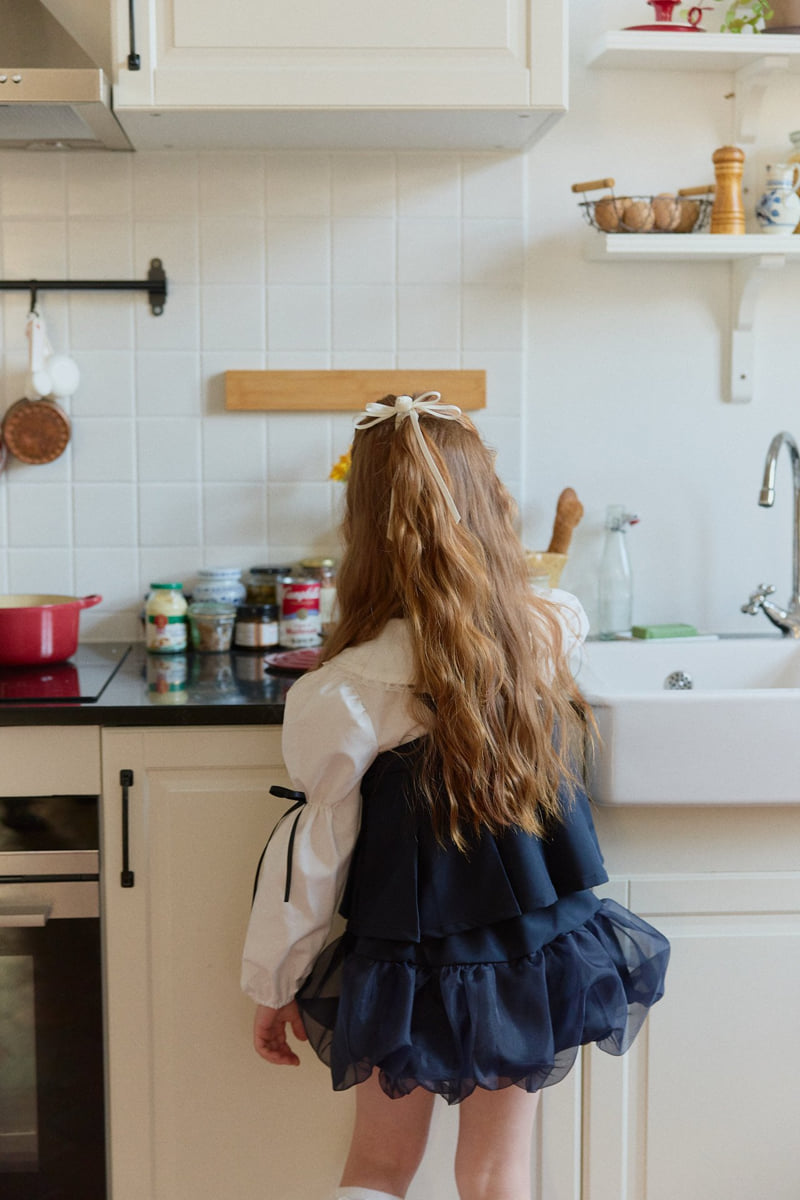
[353, 391, 462, 524]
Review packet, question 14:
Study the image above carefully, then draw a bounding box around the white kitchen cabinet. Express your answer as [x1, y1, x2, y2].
[100, 726, 357, 1200]
[109, 0, 567, 150]
[587, 804, 800, 1200]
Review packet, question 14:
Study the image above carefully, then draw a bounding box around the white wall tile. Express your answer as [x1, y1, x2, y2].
[462, 220, 524, 287]
[266, 154, 331, 217]
[267, 482, 332, 545]
[133, 154, 199, 219]
[139, 484, 202, 546]
[332, 154, 396, 217]
[135, 284, 200, 351]
[7, 483, 71, 547]
[138, 548, 201, 597]
[266, 218, 331, 284]
[201, 285, 265, 351]
[2, 221, 68, 277]
[136, 352, 201, 417]
[0, 153, 66, 218]
[75, 548, 139, 608]
[461, 350, 521, 417]
[202, 414, 266, 482]
[7, 548, 73, 594]
[462, 154, 525, 218]
[66, 154, 132, 218]
[398, 219, 460, 285]
[462, 287, 523, 351]
[203, 483, 267, 545]
[69, 294, 134, 351]
[134, 221, 199, 285]
[332, 285, 394, 351]
[332, 218, 395, 285]
[472, 414, 523, 483]
[73, 484, 137, 547]
[267, 414, 332, 482]
[72, 419, 136, 482]
[67, 219, 133, 276]
[200, 153, 265, 217]
[267, 285, 330, 352]
[200, 219, 265, 284]
[397, 155, 461, 217]
[137, 419, 200, 482]
[3, 439, 71, 483]
[397, 285, 460, 351]
[70, 351, 135, 417]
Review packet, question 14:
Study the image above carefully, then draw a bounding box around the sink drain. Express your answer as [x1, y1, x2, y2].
[664, 670, 693, 690]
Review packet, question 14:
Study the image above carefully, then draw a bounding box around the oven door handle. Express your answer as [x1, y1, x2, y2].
[0, 903, 52, 927]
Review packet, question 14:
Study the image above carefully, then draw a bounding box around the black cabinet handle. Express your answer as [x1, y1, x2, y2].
[120, 769, 135, 888]
[127, 0, 141, 70]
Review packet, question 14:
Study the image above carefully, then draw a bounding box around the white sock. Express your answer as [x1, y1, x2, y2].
[328, 1189, 403, 1200]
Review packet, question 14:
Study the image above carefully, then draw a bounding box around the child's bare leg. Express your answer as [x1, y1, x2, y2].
[454, 1085, 540, 1200]
[339, 1070, 435, 1198]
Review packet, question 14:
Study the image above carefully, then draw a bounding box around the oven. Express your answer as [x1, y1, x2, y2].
[0, 793, 105, 1199]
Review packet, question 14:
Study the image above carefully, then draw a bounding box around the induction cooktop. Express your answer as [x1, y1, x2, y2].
[0, 643, 131, 703]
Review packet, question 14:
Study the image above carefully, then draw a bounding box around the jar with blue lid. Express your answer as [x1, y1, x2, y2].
[193, 567, 246, 605]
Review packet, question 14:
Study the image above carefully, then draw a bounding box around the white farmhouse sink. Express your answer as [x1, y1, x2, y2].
[576, 636, 800, 805]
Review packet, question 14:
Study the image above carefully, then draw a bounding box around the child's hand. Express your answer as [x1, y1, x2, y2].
[253, 1000, 308, 1066]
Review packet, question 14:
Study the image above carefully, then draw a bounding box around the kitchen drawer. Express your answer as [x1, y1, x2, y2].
[0, 726, 101, 795]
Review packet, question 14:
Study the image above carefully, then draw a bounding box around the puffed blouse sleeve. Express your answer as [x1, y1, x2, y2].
[241, 667, 378, 1009]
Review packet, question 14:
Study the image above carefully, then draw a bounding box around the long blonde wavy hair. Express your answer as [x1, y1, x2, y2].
[322, 399, 593, 848]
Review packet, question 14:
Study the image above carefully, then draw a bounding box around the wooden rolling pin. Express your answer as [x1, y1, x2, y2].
[547, 488, 584, 555]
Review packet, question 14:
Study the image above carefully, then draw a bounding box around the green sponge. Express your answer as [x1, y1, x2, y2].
[631, 623, 698, 639]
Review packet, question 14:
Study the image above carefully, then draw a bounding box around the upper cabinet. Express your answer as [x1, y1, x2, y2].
[109, 0, 567, 150]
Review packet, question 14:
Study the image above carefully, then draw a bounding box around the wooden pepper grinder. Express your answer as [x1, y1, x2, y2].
[711, 145, 746, 234]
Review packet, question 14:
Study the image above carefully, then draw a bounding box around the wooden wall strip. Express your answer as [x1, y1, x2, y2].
[225, 370, 486, 412]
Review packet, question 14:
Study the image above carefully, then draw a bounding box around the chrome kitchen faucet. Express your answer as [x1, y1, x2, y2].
[741, 430, 800, 637]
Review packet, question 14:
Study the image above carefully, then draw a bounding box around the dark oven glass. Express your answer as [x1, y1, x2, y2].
[0, 795, 105, 1199]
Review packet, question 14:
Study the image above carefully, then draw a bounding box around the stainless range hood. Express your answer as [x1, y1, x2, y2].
[0, 0, 131, 150]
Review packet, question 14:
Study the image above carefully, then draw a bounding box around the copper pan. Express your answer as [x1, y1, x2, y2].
[2, 396, 71, 465]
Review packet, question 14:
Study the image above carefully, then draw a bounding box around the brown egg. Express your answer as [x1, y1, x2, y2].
[622, 200, 655, 232]
[594, 196, 629, 232]
[674, 199, 700, 233]
[652, 193, 680, 232]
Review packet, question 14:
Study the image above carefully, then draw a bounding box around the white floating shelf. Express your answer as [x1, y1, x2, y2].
[587, 30, 800, 72]
[585, 233, 800, 261]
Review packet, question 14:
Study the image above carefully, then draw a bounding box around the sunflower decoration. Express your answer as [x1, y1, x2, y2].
[329, 448, 352, 482]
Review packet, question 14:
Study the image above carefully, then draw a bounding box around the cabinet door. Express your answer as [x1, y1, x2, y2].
[113, 0, 564, 113]
[583, 874, 800, 1200]
[101, 727, 355, 1200]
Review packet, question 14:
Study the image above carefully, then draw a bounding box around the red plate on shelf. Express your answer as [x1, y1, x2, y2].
[264, 648, 322, 674]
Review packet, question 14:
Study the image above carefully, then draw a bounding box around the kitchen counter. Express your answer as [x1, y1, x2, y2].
[0, 643, 294, 726]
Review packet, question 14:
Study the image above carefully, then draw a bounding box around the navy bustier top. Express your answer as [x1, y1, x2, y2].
[339, 739, 608, 942]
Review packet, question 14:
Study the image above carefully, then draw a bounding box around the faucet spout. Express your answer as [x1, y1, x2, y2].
[745, 431, 800, 634]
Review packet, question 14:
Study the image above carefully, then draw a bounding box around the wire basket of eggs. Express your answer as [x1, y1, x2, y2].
[572, 178, 715, 233]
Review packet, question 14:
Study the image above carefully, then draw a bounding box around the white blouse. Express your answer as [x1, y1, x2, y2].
[241, 591, 589, 1009]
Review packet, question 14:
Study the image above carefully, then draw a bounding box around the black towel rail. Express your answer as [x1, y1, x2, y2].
[0, 258, 167, 316]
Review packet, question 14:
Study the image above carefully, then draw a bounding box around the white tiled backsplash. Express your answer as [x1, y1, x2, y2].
[0, 150, 525, 641]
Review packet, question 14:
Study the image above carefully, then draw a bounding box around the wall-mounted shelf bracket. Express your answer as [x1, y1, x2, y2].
[0, 258, 167, 316]
[733, 55, 790, 144]
[729, 254, 785, 403]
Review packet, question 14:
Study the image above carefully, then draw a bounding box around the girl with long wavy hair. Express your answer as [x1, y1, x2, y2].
[242, 393, 669, 1200]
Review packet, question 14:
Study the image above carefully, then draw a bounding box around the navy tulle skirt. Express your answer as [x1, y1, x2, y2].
[297, 888, 670, 1105]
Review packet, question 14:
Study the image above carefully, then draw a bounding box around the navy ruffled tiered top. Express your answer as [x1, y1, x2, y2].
[295, 739, 670, 1105]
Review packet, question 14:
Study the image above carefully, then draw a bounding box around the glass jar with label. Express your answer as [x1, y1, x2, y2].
[145, 583, 188, 654]
[245, 565, 294, 606]
[234, 603, 280, 650]
[299, 557, 338, 636]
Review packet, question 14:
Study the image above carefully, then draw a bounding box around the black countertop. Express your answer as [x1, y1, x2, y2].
[0, 643, 294, 726]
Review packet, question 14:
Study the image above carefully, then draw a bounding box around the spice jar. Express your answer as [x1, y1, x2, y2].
[145, 583, 188, 654]
[188, 601, 236, 653]
[234, 603, 280, 651]
[193, 567, 246, 605]
[245, 565, 294, 606]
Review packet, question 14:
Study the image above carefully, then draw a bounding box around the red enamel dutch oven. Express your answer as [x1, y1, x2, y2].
[0, 594, 102, 666]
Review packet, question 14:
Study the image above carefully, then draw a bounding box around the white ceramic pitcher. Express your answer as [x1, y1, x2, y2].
[755, 163, 800, 234]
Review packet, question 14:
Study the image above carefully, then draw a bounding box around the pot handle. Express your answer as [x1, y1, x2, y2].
[79, 594, 103, 610]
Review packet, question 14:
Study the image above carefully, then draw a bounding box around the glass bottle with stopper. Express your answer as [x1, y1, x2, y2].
[598, 506, 640, 639]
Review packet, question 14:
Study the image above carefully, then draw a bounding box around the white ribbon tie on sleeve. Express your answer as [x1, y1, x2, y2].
[353, 391, 462, 524]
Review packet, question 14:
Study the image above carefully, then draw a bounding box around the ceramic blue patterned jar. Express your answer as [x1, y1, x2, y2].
[192, 567, 246, 605]
[755, 163, 800, 235]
